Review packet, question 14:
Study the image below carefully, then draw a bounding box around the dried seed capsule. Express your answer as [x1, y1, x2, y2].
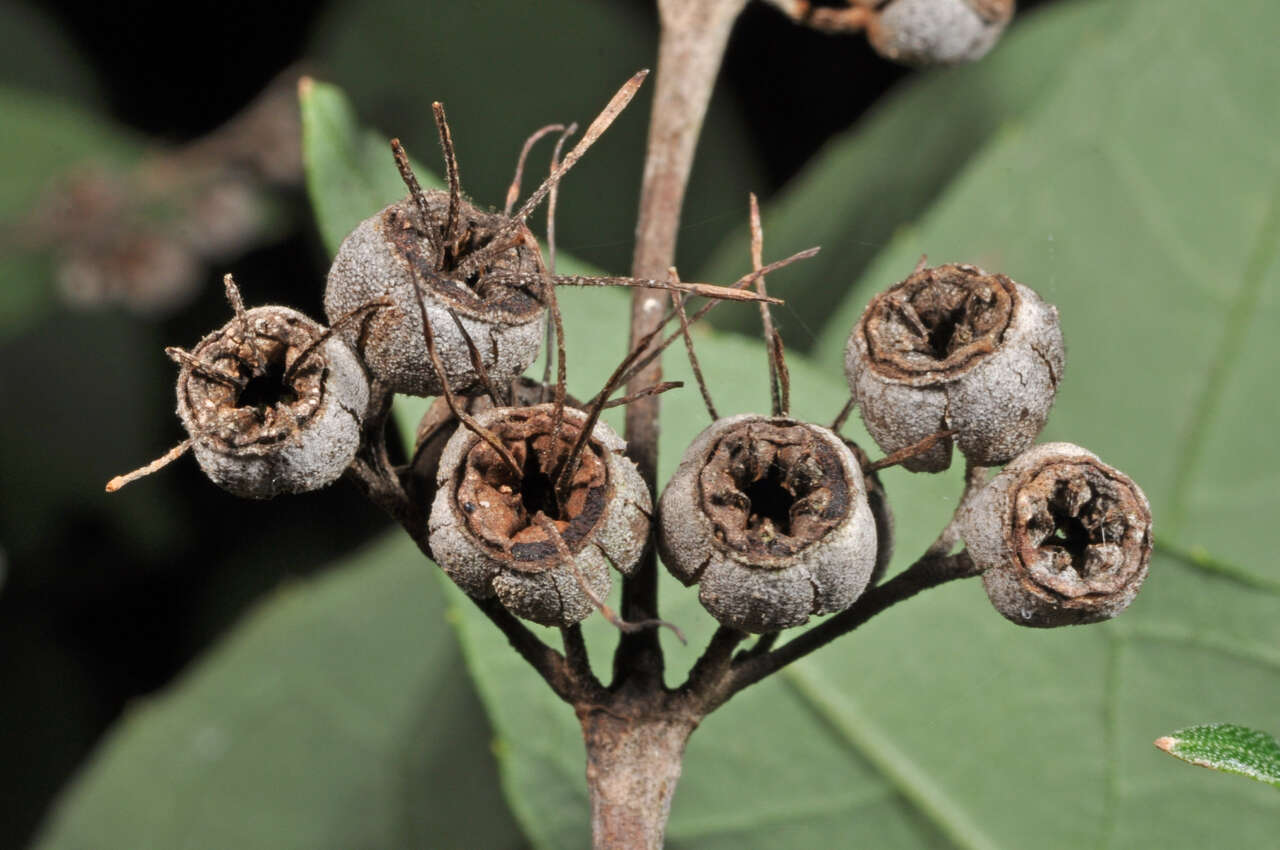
[405, 379, 582, 515]
[175, 306, 369, 498]
[658, 415, 878, 633]
[427, 404, 650, 627]
[868, 0, 1013, 66]
[845, 262, 1064, 472]
[841, 437, 895, 586]
[959, 442, 1152, 627]
[324, 190, 547, 397]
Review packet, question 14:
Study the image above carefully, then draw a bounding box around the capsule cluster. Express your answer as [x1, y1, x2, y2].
[118, 80, 1149, 636]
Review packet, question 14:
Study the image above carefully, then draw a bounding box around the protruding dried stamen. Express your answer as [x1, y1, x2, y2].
[547, 122, 577, 275]
[749, 194, 783, 416]
[612, 246, 820, 392]
[105, 439, 192, 493]
[601, 381, 683, 409]
[223, 273, 267, 373]
[831, 396, 856, 433]
[282, 296, 392, 386]
[771, 330, 792, 416]
[165, 346, 245, 389]
[867, 429, 956, 472]
[483, 271, 782, 304]
[534, 514, 686, 643]
[409, 259, 522, 478]
[504, 123, 566, 216]
[670, 274, 717, 421]
[445, 307, 503, 407]
[390, 138, 443, 259]
[560, 323, 665, 498]
[431, 102, 463, 264]
[456, 70, 650, 276]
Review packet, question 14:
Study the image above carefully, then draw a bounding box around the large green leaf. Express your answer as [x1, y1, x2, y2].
[697, 0, 1121, 347]
[34, 535, 524, 850]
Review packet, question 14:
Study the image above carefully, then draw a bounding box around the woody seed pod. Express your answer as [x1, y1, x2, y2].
[658, 415, 878, 633]
[427, 404, 650, 627]
[841, 437, 895, 586]
[868, 0, 1013, 66]
[959, 442, 1152, 627]
[176, 306, 369, 498]
[845, 263, 1064, 473]
[324, 190, 547, 397]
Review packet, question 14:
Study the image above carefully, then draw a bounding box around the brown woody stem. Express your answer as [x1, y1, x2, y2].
[617, 0, 750, 695]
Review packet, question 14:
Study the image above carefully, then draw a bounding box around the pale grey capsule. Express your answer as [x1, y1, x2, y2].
[175, 306, 369, 499]
[324, 191, 547, 397]
[845, 263, 1064, 473]
[959, 442, 1152, 627]
[657, 415, 878, 633]
[868, 0, 1013, 66]
[427, 404, 651, 627]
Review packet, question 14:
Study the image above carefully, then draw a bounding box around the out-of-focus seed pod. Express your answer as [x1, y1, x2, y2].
[324, 191, 547, 397]
[175, 306, 369, 498]
[959, 442, 1152, 627]
[845, 262, 1064, 473]
[658, 414, 878, 633]
[427, 404, 650, 627]
[868, 0, 1013, 66]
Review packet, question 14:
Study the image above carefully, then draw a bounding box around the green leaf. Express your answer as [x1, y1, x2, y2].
[1157, 724, 1280, 790]
[696, 0, 1121, 347]
[299, 78, 443, 257]
[34, 535, 524, 850]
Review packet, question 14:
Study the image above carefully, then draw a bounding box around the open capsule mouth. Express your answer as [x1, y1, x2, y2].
[181, 310, 325, 448]
[698, 420, 852, 562]
[1013, 460, 1151, 601]
[862, 263, 1017, 381]
[453, 408, 609, 570]
[383, 192, 545, 322]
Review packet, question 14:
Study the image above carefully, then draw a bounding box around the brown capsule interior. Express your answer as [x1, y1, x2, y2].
[181, 311, 326, 448]
[1012, 459, 1151, 601]
[862, 263, 1017, 380]
[384, 192, 545, 322]
[452, 408, 609, 572]
[699, 421, 852, 563]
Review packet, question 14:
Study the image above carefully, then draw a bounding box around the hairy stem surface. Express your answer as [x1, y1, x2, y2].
[618, 0, 749, 686]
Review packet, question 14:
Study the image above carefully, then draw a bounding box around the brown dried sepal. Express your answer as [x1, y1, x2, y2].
[324, 191, 547, 397]
[658, 415, 878, 633]
[427, 405, 651, 627]
[960, 442, 1152, 627]
[846, 263, 1064, 472]
[176, 306, 368, 498]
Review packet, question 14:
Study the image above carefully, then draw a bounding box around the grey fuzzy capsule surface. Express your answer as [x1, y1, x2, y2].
[176, 306, 369, 499]
[324, 192, 547, 397]
[427, 404, 651, 627]
[869, 0, 1013, 65]
[845, 263, 1064, 473]
[959, 442, 1152, 627]
[657, 415, 878, 633]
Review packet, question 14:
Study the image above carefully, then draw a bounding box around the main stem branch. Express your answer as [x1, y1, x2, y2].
[617, 0, 749, 688]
